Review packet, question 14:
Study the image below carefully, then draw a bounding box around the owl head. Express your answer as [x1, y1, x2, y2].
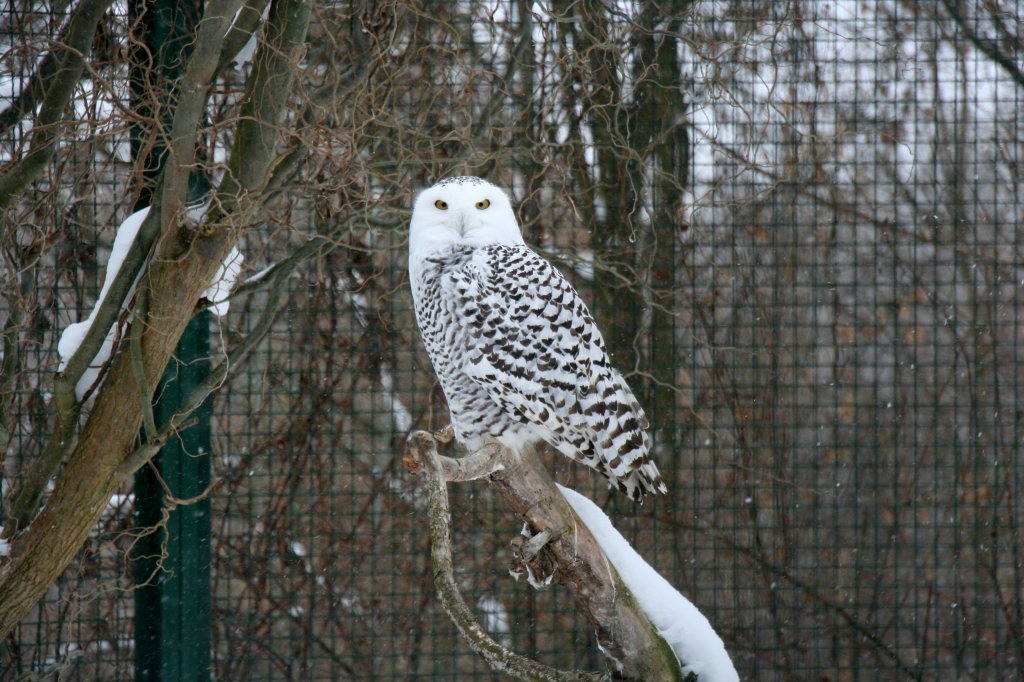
[409, 177, 525, 262]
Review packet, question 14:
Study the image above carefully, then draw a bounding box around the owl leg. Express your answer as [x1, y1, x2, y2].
[406, 432, 505, 483]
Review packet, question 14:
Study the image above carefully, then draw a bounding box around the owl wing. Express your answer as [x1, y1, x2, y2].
[445, 245, 666, 501]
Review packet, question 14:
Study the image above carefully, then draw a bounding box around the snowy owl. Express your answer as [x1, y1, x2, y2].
[408, 176, 667, 502]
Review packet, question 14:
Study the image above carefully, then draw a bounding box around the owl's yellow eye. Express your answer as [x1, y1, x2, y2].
[475, 199, 491, 209]
[434, 199, 448, 210]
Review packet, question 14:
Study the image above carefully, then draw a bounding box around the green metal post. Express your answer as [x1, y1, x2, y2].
[129, 0, 212, 678]
[134, 315, 213, 680]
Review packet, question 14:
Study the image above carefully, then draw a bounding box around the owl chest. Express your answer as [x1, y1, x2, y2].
[414, 262, 484, 364]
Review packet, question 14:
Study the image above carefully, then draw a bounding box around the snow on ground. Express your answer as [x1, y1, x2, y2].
[558, 485, 739, 682]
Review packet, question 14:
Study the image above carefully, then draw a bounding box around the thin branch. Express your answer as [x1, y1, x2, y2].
[216, 0, 313, 213]
[155, 0, 247, 234]
[216, 0, 271, 73]
[0, 0, 86, 135]
[941, 0, 1024, 89]
[0, 0, 117, 218]
[4, 400, 80, 537]
[117, 234, 298, 479]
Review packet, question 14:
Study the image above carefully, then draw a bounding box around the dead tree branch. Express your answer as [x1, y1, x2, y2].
[404, 431, 688, 682]
[404, 432, 600, 682]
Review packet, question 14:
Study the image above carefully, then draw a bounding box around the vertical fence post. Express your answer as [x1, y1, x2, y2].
[129, 0, 211, 678]
[134, 318, 213, 680]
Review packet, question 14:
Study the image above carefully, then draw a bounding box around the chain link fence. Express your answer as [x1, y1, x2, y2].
[1, 1, 1021, 680]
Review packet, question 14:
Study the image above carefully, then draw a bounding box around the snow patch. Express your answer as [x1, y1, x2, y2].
[202, 247, 244, 316]
[105, 493, 134, 512]
[476, 595, 511, 646]
[58, 207, 149, 400]
[380, 367, 413, 433]
[558, 485, 739, 682]
[93, 493, 135, 534]
[58, 205, 243, 400]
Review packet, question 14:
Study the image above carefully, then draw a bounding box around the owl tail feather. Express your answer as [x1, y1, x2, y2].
[615, 458, 668, 503]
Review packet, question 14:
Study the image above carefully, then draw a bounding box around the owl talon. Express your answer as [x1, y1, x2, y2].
[509, 527, 557, 589]
[433, 425, 455, 444]
[521, 528, 554, 559]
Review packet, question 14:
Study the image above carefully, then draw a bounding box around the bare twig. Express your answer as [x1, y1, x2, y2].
[0, 0, 117, 217]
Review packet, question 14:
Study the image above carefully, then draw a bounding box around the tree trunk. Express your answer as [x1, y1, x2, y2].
[0, 231, 234, 638]
[0, 0, 312, 637]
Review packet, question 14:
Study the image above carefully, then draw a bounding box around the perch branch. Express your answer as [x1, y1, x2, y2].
[404, 432, 602, 682]
[404, 431, 686, 682]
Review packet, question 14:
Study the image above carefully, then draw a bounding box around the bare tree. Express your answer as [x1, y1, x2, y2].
[0, 0, 314, 636]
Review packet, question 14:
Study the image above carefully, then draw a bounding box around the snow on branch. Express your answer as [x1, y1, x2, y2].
[202, 246, 244, 316]
[559, 486, 739, 682]
[57, 207, 150, 401]
[57, 206, 244, 400]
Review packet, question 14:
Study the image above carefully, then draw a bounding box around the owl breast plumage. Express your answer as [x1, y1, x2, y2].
[408, 177, 666, 501]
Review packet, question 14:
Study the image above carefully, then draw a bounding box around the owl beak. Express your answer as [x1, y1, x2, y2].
[456, 210, 467, 237]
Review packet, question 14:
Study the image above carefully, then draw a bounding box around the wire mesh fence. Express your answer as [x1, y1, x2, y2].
[1, 1, 1021, 680]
